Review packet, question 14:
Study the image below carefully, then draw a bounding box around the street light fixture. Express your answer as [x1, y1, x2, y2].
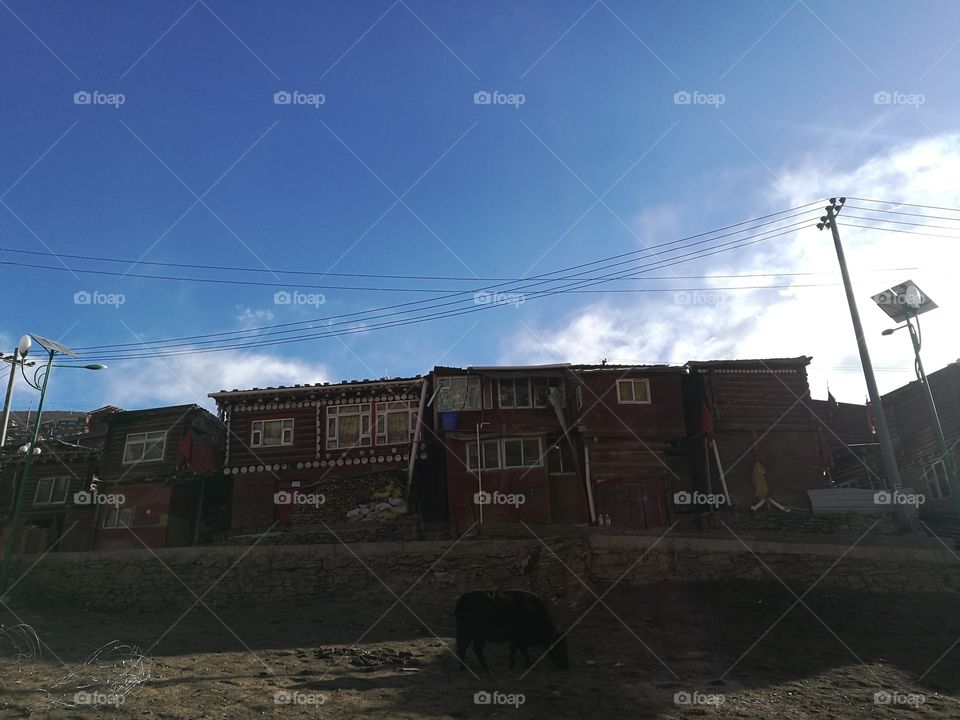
[873, 280, 960, 519]
[1, 335, 32, 448]
[0, 335, 106, 596]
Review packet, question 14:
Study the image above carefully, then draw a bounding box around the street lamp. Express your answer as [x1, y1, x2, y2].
[873, 280, 960, 519]
[0, 335, 106, 596]
[1, 335, 32, 448]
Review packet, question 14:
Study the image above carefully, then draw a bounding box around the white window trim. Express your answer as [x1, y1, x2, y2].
[122, 431, 167, 464]
[376, 400, 418, 446]
[436, 376, 481, 411]
[466, 439, 501, 471]
[616, 379, 652, 404]
[103, 506, 134, 529]
[575, 385, 583, 409]
[33, 476, 70, 505]
[498, 378, 533, 409]
[251, 418, 294, 447]
[467, 437, 543, 471]
[502, 437, 543, 468]
[326, 404, 372, 450]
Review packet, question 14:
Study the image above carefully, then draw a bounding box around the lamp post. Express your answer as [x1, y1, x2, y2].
[1, 335, 32, 448]
[0, 335, 105, 596]
[876, 281, 960, 519]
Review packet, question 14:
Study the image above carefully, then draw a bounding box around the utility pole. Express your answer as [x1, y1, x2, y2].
[818, 198, 910, 528]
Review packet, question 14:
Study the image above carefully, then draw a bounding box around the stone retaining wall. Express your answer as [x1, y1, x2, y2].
[10, 533, 960, 609]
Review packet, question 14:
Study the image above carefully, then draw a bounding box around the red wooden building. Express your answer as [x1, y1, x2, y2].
[883, 360, 960, 523]
[209, 376, 434, 533]
[432, 363, 685, 536]
[94, 404, 225, 550]
[683, 357, 828, 509]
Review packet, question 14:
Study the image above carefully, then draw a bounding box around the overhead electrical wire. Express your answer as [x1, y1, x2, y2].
[78, 220, 824, 361]
[23, 196, 948, 364]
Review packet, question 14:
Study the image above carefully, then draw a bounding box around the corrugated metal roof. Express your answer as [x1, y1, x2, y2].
[209, 375, 424, 399]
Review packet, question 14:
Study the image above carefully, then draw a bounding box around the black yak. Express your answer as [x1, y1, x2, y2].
[455, 590, 569, 671]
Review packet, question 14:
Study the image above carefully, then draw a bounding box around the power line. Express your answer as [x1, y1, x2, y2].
[0, 200, 827, 283]
[844, 196, 960, 214]
[72, 210, 822, 354]
[77, 222, 820, 361]
[838, 223, 960, 241]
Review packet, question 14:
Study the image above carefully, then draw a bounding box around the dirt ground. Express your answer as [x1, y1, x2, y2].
[1, 579, 958, 719]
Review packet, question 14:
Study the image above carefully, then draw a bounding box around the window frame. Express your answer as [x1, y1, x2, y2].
[376, 400, 418, 445]
[102, 506, 134, 529]
[122, 431, 167, 464]
[33, 476, 70, 505]
[502, 437, 543, 468]
[326, 404, 372, 450]
[466, 437, 543, 472]
[616, 378, 652, 405]
[250, 418, 294, 447]
[436, 376, 481, 411]
[466, 439, 501, 471]
[498, 378, 532, 409]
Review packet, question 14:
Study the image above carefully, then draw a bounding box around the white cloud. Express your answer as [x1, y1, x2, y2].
[236, 307, 275, 329]
[504, 133, 960, 403]
[98, 351, 330, 410]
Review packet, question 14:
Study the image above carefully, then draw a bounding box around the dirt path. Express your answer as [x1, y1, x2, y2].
[2, 580, 958, 718]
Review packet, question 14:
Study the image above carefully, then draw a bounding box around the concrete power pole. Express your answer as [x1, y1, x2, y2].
[818, 198, 910, 529]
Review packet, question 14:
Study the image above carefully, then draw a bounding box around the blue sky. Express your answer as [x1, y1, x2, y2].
[2, 0, 959, 411]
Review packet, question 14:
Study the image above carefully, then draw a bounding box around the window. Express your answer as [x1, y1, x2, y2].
[923, 460, 951, 498]
[467, 438, 543, 470]
[436, 376, 480, 411]
[376, 401, 418, 445]
[466, 440, 501, 471]
[103, 506, 134, 529]
[251, 418, 294, 447]
[34, 477, 70, 505]
[123, 431, 167, 463]
[499, 378, 531, 408]
[503, 438, 542, 468]
[575, 385, 583, 410]
[617, 379, 651, 404]
[326, 404, 371, 450]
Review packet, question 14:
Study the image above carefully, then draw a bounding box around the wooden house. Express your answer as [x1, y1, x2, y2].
[0, 439, 99, 554]
[882, 360, 960, 524]
[94, 404, 225, 550]
[208, 376, 433, 534]
[683, 357, 827, 509]
[433, 363, 685, 536]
